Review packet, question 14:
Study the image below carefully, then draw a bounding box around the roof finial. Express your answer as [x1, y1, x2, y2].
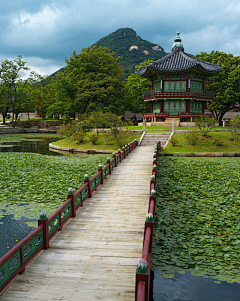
[172, 31, 184, 52]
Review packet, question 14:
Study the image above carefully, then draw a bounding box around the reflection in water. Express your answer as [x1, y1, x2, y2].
[152, 270, 240, 301]
[0, 138, 60, 156]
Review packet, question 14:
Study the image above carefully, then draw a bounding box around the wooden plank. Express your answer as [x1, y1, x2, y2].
[1, 146, 154, 301]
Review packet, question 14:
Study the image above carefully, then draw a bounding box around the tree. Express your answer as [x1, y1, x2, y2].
[124, 60, 153, 114]
[0, 55, 29, 126]
[195, 51, 240, 124]
[63, 46, 125, 115]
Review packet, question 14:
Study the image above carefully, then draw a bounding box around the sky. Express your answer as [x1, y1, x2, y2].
[1, 0, 240, 77]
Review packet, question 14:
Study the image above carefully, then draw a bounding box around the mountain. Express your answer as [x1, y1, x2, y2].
[92, 28, 167, 78]
[50, 28, 167, 79]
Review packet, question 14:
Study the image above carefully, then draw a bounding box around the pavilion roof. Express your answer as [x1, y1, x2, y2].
[135, 32, 223, 77]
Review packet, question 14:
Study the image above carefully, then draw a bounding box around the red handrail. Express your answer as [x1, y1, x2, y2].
[136, 144, 158, 301]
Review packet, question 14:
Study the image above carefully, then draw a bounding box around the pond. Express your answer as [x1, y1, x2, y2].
[151, 157, 240, 300]
[0, 134, 61, 258]
[0, 141, 108, 259]
[151, 270, 240, 301]
[0, 136, 60, 156]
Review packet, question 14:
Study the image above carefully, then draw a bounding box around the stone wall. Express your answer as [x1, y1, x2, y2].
[15, 120, 63, 128]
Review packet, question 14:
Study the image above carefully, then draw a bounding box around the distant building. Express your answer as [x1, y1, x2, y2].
[135, 31, 223, 126]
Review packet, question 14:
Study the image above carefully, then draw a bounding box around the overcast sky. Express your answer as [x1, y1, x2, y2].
[1, 0, 240, 77]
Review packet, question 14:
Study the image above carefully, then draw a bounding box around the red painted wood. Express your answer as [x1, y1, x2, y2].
[135, 272, 149, 301]
[68, 193, 76, 218]
[149, 200, 155, 216]
[150, 181, 156, 193]
[98, 168, 104, 184]
[84, 178, 92, 198]
[142, 227, 151, 261]
[38, 218, 49, 249]
[136, 281, 145, 301]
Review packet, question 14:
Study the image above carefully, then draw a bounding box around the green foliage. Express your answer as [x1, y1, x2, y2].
[170, 135, 179, 146]
[185, 130, 198, 145]
[115, 130, 131, 148]
[230, 116, 240, 142]
[104, 131, 114, 145]
[64, 46, 125, 115]
[71, 131, 86, 143]
[0, 153, 108, 227]
[213, 137, 224, 146]
[124, 60, 153, 114]
[57, 121, 78, 138]
[92, 28, 167, 78]
[89, 133, 98, 145]
[195, 51, 240, 123]
[153, 157, 240, 284]
[194, 115, 216, 136]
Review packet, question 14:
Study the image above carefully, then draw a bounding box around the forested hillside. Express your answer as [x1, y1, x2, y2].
[51, 28, 167, 78]
[92, 28, 167, 77]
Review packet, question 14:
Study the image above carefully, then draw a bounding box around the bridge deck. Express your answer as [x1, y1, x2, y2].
[1, 144, 154, 301]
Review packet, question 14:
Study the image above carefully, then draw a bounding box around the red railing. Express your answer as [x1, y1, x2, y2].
[144, 112, 205, 119]
[143, 90, 215, 101]
[135, 140, 161, 301]
[0, 140, 138, 296]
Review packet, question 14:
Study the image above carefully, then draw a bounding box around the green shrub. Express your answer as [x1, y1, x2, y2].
[194, 116, 216, 136]
[170, 135, 179, 146]
[231, 116, 240, 142]
[104, 131, 114, 145]
[71, 131, 86, 143]
[185, 130, 198, 145]
[115, 130, 131, 148]
[89, 133, 98, 145]
[213, 137, 224, 146]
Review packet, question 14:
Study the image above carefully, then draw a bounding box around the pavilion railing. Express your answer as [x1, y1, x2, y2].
[0, 140, 138, 296]
[143, 90, 215, 101]
[135, 141, 161, 301]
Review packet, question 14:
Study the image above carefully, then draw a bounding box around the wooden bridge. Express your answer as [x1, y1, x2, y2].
[0, 135, 164, 300]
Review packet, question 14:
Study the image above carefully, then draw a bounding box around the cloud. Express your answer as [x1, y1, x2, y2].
[3, 4, 64, 51]
[0, 0, 240, 75]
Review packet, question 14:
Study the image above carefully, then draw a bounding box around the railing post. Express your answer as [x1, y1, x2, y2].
[68, 187, 76, 218]
[149, 189, 156, 213]
[113, 152, 117, 167]
[20, 248, 25, 274]
[38, 211, 49, 250]
[152, 164, 157, 178]
[135, 259, 149, 301]
[123, 146, 126, 159]
[118, 149, 121, 162]
[84, 174, 92, 198]
[150, 175, 156, 193]
[107, 157, 111, 174]
[98, 164, 104, 184]
[145, 214, 154, 255]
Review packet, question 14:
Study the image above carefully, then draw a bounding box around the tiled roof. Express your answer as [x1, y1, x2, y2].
[135, 50, 224, 76]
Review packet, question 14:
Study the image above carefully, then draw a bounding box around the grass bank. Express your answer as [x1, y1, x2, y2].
[163, 131, 240, 154]
[53, 132, 141, 151]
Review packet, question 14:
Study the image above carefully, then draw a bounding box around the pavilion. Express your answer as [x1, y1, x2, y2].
[135, 31, 223, 126]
